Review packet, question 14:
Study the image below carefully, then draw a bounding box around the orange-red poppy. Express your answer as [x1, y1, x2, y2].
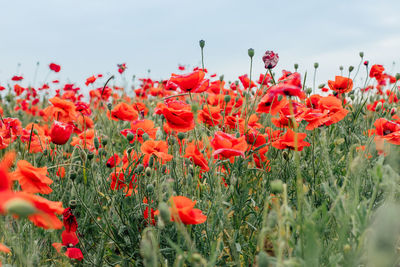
[327, 76, 353, 94]
[11, 160, 53, 194]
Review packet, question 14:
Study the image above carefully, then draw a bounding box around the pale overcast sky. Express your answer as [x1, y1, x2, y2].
[1, 0, 399, 90]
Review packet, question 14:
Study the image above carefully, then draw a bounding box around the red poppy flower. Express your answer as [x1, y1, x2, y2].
[168, 70, 209, 93]
[52, 231, 83, 261]
[50, 121, 74, 145]
[85, 75, 97, 86]
[11, 160, 53, 194]
[268, 72, 305, 99]
[327, 76, 353, 94]
[117, 63, 127, 74]
[272, 128, 310, 151]
[109, 102, 139, 121]
[156, 196, 207, 225]
[49, 63, 61, 73]
[106, 154, 120, 168]
[369, 64, 385, 80]
[238, 74, 256, 89]
[63, 207, 78, 232]
[11, 76, 23, 81]
[141, 140, 173, 163]
[161, 100, 195, 133]
[184, 142, 209, 172]
[211, 131, 248, 159]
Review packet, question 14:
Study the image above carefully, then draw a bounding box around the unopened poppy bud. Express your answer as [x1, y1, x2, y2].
[43, 149, 48, 156]
[350, 95, 355, 101]
[359, 51, 364, 58]
[177, 132, 185, 140]
[145, 167, 152, 177]
[306, 88, 312, 95]
[5, 198, 36, 217]
[376, 102, 382, 111]
[146, 183, 154, 193]
[294, 63, 299, 71]
[364, 60, 369, 66]
[126, 132, 134, 142]
[101, 138, 107, 146]
[349, 66, 354, 72]
[87, 151, 94, 160]
[69, 172, 77, 181]
[224, 95, 231, 103]
[248, 48, 254, 58]
[69, 200, 77, 209]
[50, 143, 55, 150]
[107, 103, 112, 111]
[191, 103, 199, 114]
[33, 129, 38, 135]
[314, 62, 319, 69]
[282, 151, 289, 160]
[257, 251, 270, 267]
[395, 73, 400, 81]
[199, 39, 205, 49]
[391, 108, 397, 115]
[136, 164, 144, 173]
[270, 179, 283, 194]
[142, 133, 149, 141]
[94, 137, 100, 150]
[158, 202, 170, 223]
[339, 66, 344, 71]
[235, 132, 240, 138]
[318, 83, 325, 89]
[148, 155, 154, 167]
[219, 75, 224, 81]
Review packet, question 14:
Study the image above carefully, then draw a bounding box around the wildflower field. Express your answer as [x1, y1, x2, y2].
[1, 42, 400, 267]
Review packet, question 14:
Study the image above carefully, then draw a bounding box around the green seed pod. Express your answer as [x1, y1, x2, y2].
[146, 183, 154, 193]
[33, 129, 38, 135]
[101, 138, 108, 147]
[314, 62, 319, 69]
[306, 88, 312, 95]
[126, 132, 134, 142]
[69, 200, 77, 209]
[199, 39, 205, 48]
[148, 155, 154, 167]
[257, 251, 270, 267]
[219, 75, 224, 81]
[235, 132, 240, 138]
[350, 95, 355, 101]
[359, 51, 364, 58]
[177, 132, 185, 141]
[5, 198, 36, 217]
[69, 172, 77, 181]
[270, 179, 283, 194]
[50, 143, 55, 150]
[158, 202, 170, 223]
[142, 133, 149, 141]
[395, 73, 400, 81]
[294, 63, 299, 70]
[87, 151, 94, 160]
[349, 66, 354, 72]
[107, 103, 112, 111]
[339, 66, 344, 71]
[43, 149, 48, 156]
[145, 167, 152, 177]
[318, 83, 325, 89]
[191, 103, 199, 114]
[136, 164, 144, 173]
[94, 137, 100, 150]
[224, 94, 231, 103]
[248, 48, 255, 58]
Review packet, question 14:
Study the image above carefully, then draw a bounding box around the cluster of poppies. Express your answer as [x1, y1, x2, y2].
[1, 50, 399, 264]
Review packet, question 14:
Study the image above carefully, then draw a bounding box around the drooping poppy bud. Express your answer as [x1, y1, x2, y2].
[262, 50, 279, 69]
[50, 121, 74, 145]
